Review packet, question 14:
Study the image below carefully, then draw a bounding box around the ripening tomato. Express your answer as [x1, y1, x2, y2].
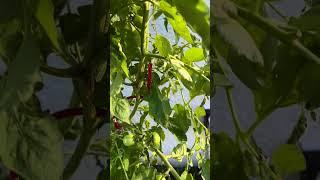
[123, 134, 135, 147]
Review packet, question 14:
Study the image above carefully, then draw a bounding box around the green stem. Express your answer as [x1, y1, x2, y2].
[153, 148, 182, 180]
[115, 142, 130, 180]
[225, 88, 243, 134]
[63, 129, 96, 180]
[266, 2, 288, 21]
[129, 98, 141, 120]
[255, 0, 262, 14]
[235, 5, 320, 64]
[225, 88, 281, 179]
[40, 64, 80, 78]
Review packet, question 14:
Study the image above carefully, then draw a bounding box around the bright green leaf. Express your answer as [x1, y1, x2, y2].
[195, 106, 206, 119]
[183, 48, 205, 62]
[158, 1, 193, 43]
[110, 73, 123, 96]
[155, 35, 172, 57]
[110, 97, 130, 123]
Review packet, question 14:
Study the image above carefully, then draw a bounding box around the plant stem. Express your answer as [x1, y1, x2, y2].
[129, 98, 141, 120]
[266, 2, 288, 21]
[225, 88, 243, 134]
[235, 5, 320, 64]
[115, 142, 130, 180]
[40, 64, 80, 78]
[225, 88, 281, 179]
[153, 148, 181, 180]
[63, 129, 96, 180]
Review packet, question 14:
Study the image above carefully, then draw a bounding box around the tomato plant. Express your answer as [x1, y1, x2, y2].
[212, 0, 320, 179]
[110, 0, 210, 179]
[0, 0, 108, 179]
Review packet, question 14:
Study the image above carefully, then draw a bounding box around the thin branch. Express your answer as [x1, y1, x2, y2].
[266, 2, 289, 21]
[225, 88, 243, 134]
[235, 5, 320, 64]
[40, 64, 80, 78]
[51, 107, 107, 119]
[153, 148, 182, 180]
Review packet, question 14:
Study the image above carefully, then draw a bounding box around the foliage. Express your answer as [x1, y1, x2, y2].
[0, 0, 108, 179]
[212, 0, 320, 179]
[110, 0, 210, 179]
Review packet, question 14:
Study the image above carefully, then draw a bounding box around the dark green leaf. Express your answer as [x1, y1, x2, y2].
[213, 133, 248, 180]
[215, 17, 264, 66]
[168, 104, 191, 141]
[0, 36, 41, 108]
[0, 110, 63, 180]
[146, 86, 171, 126]
[0, 19, 22, 62]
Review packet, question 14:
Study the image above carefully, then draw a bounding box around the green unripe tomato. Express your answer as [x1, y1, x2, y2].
[123, 134, 135, 147]
[152, 132, 161, 148]
[156, 174, 166, 180]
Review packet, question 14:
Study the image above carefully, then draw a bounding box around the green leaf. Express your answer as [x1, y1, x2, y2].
[183, 48, 205, 62]
[170, 0, 210, 47]
[215, 17, 264, 66]
[297, 63, 320, 109]
[0, 110, 63, 180]
[177, 67, 192, 82]
[0, 0, 20, 23]
[181, 170, 193, 180]
[272, 144, 306, 175]
[110, 97, 130, 123]
[290, 5, 320, 31]
[158, 1, 193, 43]
[155, 35, 172, 57]
[168, 104, 191, 141]
[131, 165, 157, 180]
[35, 0, 61, 51]
[59, 13, 85, 43]
[202, 160, 210, 180]
[195, 106, 206, 119]
[213, 133, 248, 180]
[110, 73, 123, 96]
[171, 143, 188, 161]
[0, 36, 41, 108]
[0, 19, 22, 62]
[121, 59, 129, 77]
[146, 86, 171, 126]
[95, 61, 107, 82]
